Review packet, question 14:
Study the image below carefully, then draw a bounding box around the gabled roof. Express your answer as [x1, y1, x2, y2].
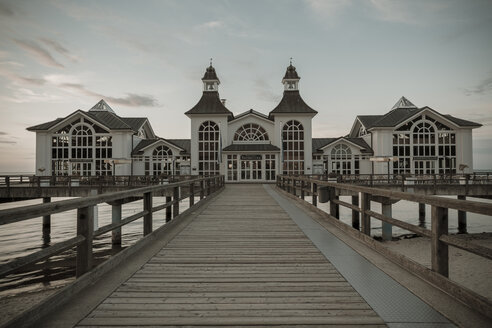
[131, 138, 190, 156]
[442, 114, 482, 127]
[26, 100, 148, 133]
[269, 91, 317, 116]
[230, 109, 272, 122]
[185, 92, 233, 116]
[357, 115, 383, 129]
[222, 143, 280, 152]
[312, 137, 373, 154]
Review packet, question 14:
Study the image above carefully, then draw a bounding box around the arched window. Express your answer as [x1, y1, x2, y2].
[234, 123, 269, 141]
[198, 121, 219, 176]
[282, 120, 304, 175]
[51, 118, 112, 176]
[152, 145, 173, 175]
[330, 144, 352, 175]
[393, 115, 455, 175]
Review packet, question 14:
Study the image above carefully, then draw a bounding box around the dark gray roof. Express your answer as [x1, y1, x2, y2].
[132, 139, 157, 155]
[269, 91, 317, 115]
[167, 139, 191, 154]
[283, 64, 299, 80]
[222, 143, 280, 152]
[202, 65, 219, 80]
[357, 115, 382, 129]
[185, 92, 233, 116]
[26, 117, 64, 131]
[86, 111, 133, 130]
[312, 138, 337, 153]
[442, 114, 482, 127]
[370, 107, 423, 127]
[121, 117, 147, 131]
[231, 109, 272, 122]
[312, 137, 373, 154]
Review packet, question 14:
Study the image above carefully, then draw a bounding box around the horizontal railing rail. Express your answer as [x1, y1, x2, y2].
[0, 175, 225, 280]
[277, 174, 492, 317]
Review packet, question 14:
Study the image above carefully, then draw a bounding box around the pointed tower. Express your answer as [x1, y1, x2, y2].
[186, 61, 232, 176]
[89, 99, 115, 113]
[391, 96, 417, 110]
[270, 61, 317, 175]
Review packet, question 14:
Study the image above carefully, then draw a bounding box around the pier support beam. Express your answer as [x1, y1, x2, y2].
[361, 193, 371, 235]
[111, 204, 122, 247]
[329, 188, 339, 219]
[143, 192, 153, 236]
[382, 201, 393, 241]
[457, 195, 467, 234]
[173, 186, 179, 218]
[419, 203, 426, 228]
[352, 195, 359, 230]
[166, 196, 172, 222]
[42, 197, 51, 243]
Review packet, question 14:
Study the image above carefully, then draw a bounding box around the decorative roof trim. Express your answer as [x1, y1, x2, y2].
[386, 107, 461, 131]
[318, 137, 367, 151]
[47, 110, 116, 132]
[136, 138, 186, 153]
[229, 109, 274, 124]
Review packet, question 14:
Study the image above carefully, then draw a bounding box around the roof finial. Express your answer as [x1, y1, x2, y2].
[290, 57, 292, 65]
[210, 58, 213, 67]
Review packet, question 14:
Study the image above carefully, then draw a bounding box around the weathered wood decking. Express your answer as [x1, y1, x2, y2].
[77, 185, 385, 327]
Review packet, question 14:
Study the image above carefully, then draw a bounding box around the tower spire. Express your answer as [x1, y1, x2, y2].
[290, 57, 292, 65]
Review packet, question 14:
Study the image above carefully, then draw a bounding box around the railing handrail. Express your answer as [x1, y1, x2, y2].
[0, 176, 219, 225]
[278, 175, 492, 216]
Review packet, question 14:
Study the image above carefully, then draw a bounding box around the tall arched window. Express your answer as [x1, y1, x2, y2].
[152, 145, 173, 175]
[330, 144, 352, 174]
[71, 124, 93, 176]
[234, 123, 269, 142]
[282, 120, 304, 175]
[198, 121, 219, 176]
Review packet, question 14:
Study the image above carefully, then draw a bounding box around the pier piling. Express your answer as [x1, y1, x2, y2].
[458, 195, 467, 234]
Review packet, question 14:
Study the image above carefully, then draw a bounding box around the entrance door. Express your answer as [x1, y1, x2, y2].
[414, 160, 435, 174]
[240, 160, 262, 181]
[71, 162, 92, 176]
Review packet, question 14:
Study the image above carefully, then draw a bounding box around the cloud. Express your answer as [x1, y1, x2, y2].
[60, 83, 158, 107]
[198, 21, 224, 29]
[0, 66, 47, 85]
[12, 39, 64, 68]
[0, 132, 7, 135]
[0, 140, 16, 144]
[39, 38, 79, 63]
[0, 2, 14, 17]
[0, 132, 16, 144]
[254, 78, 281, 103]
[465, 75, 492, 96]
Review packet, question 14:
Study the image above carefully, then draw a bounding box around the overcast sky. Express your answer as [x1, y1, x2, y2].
[1, 0, 491, 172]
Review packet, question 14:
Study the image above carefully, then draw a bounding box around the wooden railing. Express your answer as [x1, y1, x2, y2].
[0, 174, 198, 188]
[286, 172, 492, 186]
[0, 175, 224, 279]
[277, 174, 492, 316]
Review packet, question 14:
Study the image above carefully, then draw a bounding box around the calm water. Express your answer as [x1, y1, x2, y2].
[0, 197, 190, 297]
[0, 186, 491, 297]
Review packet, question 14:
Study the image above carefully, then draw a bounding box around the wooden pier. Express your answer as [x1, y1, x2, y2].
[1, 179, 492, 327]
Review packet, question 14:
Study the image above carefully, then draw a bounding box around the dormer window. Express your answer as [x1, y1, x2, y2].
[138, 128, 146, 139]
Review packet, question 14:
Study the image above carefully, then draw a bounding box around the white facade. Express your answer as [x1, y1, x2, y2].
[28, 66, 481, 180]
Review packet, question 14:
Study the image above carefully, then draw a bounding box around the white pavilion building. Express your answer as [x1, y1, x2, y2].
[28, 63, 481, 181]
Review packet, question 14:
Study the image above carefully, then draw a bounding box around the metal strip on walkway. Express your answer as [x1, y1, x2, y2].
[264, 184, 454, 328]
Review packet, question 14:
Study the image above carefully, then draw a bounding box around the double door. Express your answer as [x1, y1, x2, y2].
[240, 160, 262, 180]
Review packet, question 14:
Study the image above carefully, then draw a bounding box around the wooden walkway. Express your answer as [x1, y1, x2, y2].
[76, 185, 384, 327]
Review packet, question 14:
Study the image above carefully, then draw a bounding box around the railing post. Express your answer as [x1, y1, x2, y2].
[143, 192, 153, 235]
[292, 178, 297, 196]
[76, 206, 94, 277]
[431, 205, 449, 277]
[361, 192, 371, 235]
[173, 186, 179, 218]
[112, 203, 122, 247]
[206, 179, 211, 196]
[419, 203, 426, 228]
[200, 180, 205, 199]
[189, 182, 195, 207]
[300, 180, 305, 200]
[351, 195, 359, 230]
[457, 195, 467, 234]
[382, 200, 392, 241]
[166, 196, 172, 222]
[42, 197, 51, 244]
[329, 187, 339, 219]
[312, 182, 317, 207]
